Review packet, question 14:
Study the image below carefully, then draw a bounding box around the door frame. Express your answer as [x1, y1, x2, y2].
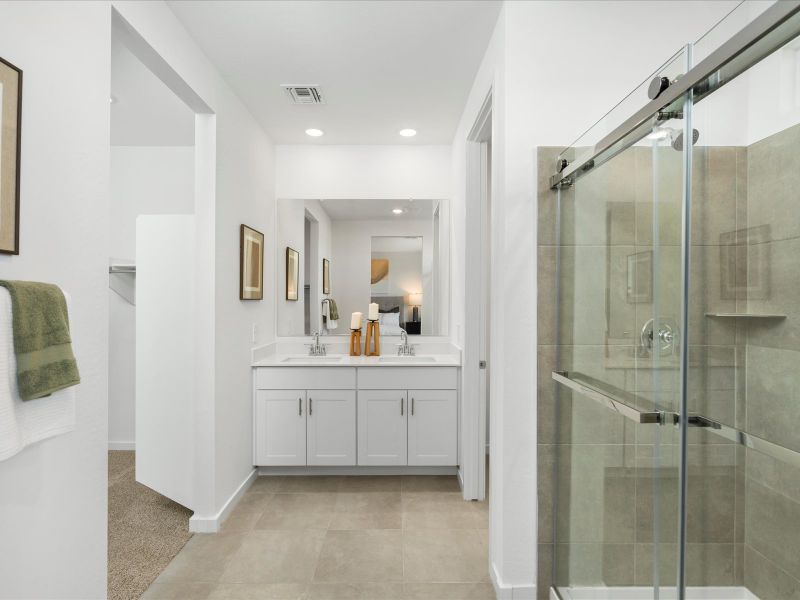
[462, 90, 492, 501]
[113, 8, 217, 521]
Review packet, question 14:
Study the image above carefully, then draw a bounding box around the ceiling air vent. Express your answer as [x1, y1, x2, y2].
[282, 85, 325, 105]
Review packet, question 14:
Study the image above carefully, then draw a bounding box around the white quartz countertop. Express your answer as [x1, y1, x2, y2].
[252, 354, 461, 367]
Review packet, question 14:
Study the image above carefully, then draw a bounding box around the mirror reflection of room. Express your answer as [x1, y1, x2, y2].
[277, 198, 445, 336]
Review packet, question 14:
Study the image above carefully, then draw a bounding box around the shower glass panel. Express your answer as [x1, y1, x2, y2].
[549, 3, 800, 598]
[552, 50, 688, 599]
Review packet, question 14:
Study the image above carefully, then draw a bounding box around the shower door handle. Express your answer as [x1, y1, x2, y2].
[552, 371, 664, 425]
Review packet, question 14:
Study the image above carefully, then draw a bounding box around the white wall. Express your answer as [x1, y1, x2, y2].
[277, 199, 305, 334]
[0, 2, 110, 597]
[109, 146, 195, 447]
[276, 145, 451, 199]
[450, 0, 742, 594]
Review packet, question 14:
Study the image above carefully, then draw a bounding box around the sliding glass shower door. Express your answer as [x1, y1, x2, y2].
[551, 49, 688, 599]
[547, 3, 800, 598]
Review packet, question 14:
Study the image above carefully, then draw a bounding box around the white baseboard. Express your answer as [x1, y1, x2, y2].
[108, 441, 135, 451]
[491, 561, 536, 600]
[189, 468, 257, 533]
[257, 466, 458, 476]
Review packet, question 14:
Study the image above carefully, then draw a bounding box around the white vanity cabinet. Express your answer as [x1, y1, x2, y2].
[254, 364, 458, 469]
[357, 367, 458, 467]
[254, 368, 357, 467]
[255, 389, 307, 466]
[357, 390, 408, 466]
[407, 389, 458, 466]
[306, 389, 356, 466]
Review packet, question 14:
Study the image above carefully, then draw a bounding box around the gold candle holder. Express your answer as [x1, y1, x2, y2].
[349, 328, 362, 356]
[365, 319, 381, 356]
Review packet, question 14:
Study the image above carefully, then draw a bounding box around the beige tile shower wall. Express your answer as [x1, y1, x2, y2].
[742, 123, 800, 599]
[687, 145, 747, 588]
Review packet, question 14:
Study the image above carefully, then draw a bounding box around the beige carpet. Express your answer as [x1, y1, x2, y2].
[108, 451, 193, 600]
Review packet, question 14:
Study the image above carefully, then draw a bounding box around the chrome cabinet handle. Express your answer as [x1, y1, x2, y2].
[411, 397, 415, 416]
[299, 397, 302, 416]
[401, 397, 404, 416]
[309, 397, 313, 416]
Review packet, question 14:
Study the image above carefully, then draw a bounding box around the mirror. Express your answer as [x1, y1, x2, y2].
[277, 198, 448, 336]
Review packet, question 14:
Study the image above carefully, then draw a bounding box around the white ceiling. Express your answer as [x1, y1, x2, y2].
[315, 198, 434, 221]
[166, 0, 502, 144]
[111, 35, 195, 146]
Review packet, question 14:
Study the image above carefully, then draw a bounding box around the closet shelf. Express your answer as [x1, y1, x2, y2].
[705, 313, 786, 319]
[109, 264, 136, 274]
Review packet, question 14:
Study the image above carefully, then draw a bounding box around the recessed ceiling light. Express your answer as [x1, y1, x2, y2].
[399, 128, 417, 137]
[392, 208, 404, 215]
[305, 128, 324, 137]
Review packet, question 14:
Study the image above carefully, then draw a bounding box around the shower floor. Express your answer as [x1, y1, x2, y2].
[552, 586, 759, 600]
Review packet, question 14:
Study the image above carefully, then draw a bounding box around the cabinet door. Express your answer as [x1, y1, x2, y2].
[358, 390, 407, 466]
[255, 390, 306, 466]
[408, 389, 458, 466]
[307, 389, 356, 466]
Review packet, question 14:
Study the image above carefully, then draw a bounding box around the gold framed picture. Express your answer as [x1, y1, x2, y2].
[323, 258, 331, 294]
[286, 247, 299, 301]
[0, 56, 22, 255]
[240, 224, 264, 300]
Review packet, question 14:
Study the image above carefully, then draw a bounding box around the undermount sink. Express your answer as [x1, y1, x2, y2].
[378, 356, 437, 363]
[281, 356, 343, 364]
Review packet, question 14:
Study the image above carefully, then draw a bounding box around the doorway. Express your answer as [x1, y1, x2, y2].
[108, 9, 216, 599]
[463, 91, 492, 501]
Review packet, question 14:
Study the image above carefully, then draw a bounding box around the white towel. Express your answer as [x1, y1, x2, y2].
[0, 287, 76, 462]
[328, 319, 338, 330]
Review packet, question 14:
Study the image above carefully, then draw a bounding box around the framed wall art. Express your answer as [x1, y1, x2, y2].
[0, 56, 22, 255]
[286, 246, 299, 301]
[322, 258, 330, 294]
[240, 224, 264, 300]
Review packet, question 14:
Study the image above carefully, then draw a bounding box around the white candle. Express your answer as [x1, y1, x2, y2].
[350, 312, 362, 330]
[368, 302, 379, 321]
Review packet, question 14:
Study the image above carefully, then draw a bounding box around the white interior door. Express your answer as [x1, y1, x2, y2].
[307, 389, 356, 466]
[358, 390, 407, 466]
[408, 389, 458, 466]
[255, 389, 307, 466]
[136, 216, 195, 508]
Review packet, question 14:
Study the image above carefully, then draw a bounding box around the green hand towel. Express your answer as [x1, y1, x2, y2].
[327, 298, 339, 321]
[0, 280, 80, 400]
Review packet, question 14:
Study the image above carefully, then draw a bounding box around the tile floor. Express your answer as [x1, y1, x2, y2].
[142, 475, 492, 600]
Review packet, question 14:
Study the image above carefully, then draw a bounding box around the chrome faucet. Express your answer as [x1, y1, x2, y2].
[307, 331, 327, 356]
[397, 330, 415, 356]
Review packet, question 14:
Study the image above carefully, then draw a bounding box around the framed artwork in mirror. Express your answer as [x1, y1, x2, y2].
[286, 247, 299, 301]
[240, 225, 264, 300]
[322, 258, 331, 294]
[0, 56, 22, 255]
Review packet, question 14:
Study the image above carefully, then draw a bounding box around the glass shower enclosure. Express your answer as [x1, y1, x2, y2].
[545, 2, 800, 599]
